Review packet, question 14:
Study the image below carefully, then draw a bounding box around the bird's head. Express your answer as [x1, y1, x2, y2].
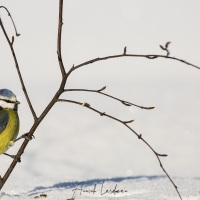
[0, 89, 20, 111]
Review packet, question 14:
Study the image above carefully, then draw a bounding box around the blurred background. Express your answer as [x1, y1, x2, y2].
[0, 0, 200, 192]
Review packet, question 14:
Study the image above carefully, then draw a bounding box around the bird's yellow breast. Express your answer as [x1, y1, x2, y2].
[0, 108, 19, 154]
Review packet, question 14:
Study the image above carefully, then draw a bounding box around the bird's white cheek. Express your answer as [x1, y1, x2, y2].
[0, 101, 15, 109]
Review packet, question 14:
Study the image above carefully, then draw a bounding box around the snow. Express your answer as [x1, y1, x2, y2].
[0, 176, 200, 200]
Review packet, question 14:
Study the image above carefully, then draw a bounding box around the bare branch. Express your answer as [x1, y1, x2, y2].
[72, 53, 200, 71]
[97, 86, 106, 92]
[165, 41, 171, 49]
[123, 46, 127, 55]
[0, 15, 37, 120]
[57, 0, 66, 76]
[57, 98, 182, 199]
[123, 119, 134, 124]
[0, 6, 20, 36]
[160, 41, 171, 56]
[64, 87, 155, 110]
[0, 0, 67, 190]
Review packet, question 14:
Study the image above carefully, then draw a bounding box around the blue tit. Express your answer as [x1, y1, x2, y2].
[0, 89, 20, 155]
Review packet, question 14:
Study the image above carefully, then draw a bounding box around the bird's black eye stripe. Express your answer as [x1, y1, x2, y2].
[0, 98, 16, 104]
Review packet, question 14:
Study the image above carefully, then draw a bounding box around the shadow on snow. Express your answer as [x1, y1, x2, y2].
[28, 175, 165, 196]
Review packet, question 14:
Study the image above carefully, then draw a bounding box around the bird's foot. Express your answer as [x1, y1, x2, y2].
[15, 133, 35, 142]
[3, 153, 21, 162]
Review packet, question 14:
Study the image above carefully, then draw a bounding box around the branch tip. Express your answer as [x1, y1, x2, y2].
[165, 41, 171, 49]
[11, 36, 14, 45]
[123, 46, 127, 55]
[0, 6, 20, 38]
[139, 106, 155, 110]
[160, 41, 171, 56]
[97, 86, 106, 92]
[149, 106, 155, 109]
[157, 153, 168, 157]
[159, 45, 165, 50]
[124, 119, 134, 124]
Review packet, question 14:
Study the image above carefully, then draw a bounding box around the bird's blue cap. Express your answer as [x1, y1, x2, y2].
[0, 89, 16, 97]
[0, 89, 19, 103]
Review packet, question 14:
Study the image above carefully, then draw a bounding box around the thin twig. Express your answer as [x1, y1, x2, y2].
[57, 0, 66, 76]
[0, 15, 37, 120]
[64, 87, 155, 110]
[0, 6, 20, 36]
[160, 41, 171, 56]
[57, 98, 182, 200]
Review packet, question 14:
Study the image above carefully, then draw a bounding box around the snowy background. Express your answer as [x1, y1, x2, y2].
[0, 0, 200, 199]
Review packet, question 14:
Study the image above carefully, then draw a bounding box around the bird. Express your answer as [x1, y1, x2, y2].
[0, 89, 20, 155]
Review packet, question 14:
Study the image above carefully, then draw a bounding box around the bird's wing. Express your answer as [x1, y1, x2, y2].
[0, 109, 9, 134]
